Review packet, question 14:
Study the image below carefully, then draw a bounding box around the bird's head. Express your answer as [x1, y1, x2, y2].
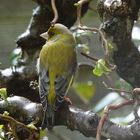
[40, 23, 72, 40]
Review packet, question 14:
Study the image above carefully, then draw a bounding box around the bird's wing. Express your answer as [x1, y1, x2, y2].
[38, 60, 50, 111]
[54, 69, 75, 109]
[54, 75, 68, 108]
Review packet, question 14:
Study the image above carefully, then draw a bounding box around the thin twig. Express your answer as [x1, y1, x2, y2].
[77, 3, 82, 26]
[78, 25, 117, 72]
[51, 0, 58, 25]
[132, 88, 140, 120]
[102, 81, 132, 95]
[78, 26, 99, 32]
[78, 26, 110, 59]
[77, 0, 89, 5]
[133, 88, 140, 95]
[81, 52, 98, 61]
[78, 26, 108, 53]
[0, 114, 32, 139]
[96, 99, 135, 140]
[75, 0, 89, 26]
[75, 0, 113, 70]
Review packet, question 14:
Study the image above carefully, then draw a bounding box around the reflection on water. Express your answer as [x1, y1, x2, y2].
[0, 0, 35, 68]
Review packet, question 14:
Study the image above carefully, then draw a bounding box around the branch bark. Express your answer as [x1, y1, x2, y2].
[98, 0, 140, 87]
[0, 96, 140, 140]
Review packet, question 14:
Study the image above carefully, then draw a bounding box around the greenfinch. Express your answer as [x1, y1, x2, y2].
[37, 23, 77, 129]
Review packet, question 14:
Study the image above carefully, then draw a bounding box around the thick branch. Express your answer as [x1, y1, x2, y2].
[0, 67, 40, 103]
[97, 0, 140, 87]
[0, 96, 139, 140]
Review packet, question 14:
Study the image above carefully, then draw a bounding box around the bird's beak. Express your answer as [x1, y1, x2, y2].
[40, 32, 48, 40]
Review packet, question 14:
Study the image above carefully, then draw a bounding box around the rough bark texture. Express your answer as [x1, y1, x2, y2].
[0, 96, 139, 140]
[98, 0, 140, 87]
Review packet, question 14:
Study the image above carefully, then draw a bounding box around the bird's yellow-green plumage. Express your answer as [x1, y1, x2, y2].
[38, 23, 77, 129]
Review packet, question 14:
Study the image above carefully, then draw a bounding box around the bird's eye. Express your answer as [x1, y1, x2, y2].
[48, 31, 55, 37]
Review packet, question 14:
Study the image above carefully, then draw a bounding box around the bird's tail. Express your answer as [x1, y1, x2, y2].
[41, 107, 55, 130]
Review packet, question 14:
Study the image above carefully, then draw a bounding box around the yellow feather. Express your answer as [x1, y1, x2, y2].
[48, 69, 56, 105]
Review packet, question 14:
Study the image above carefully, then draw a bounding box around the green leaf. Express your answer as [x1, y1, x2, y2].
[82, 44, 90, 54]
[27, 123, 38, 130]
[0, 125, 4, 140]
[0, 125, 3, 130]
[93, 59, 111, 76]
[108, 43, 113, 49]
[40, 129, 48, 139]
[3, 111, 9, 116]
[74, 81, 95, 103]
[0, 88, 8, 102]
[93, 63, 104, 76]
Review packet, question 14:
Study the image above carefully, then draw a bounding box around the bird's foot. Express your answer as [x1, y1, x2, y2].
[64, 96, 72, 105]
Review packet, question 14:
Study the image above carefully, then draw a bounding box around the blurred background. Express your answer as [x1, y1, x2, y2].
[0, 0, 36, 68]
[0, 0, 137, 140]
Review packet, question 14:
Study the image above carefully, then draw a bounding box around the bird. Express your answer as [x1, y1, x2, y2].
[37, 23, 77, 129]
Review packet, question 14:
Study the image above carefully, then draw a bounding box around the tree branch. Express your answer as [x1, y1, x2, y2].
[51, 0, 58, 25]
[97, 0, 140, 88]
[0, 96, 139, 140]
[0, 67, 40, 103]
